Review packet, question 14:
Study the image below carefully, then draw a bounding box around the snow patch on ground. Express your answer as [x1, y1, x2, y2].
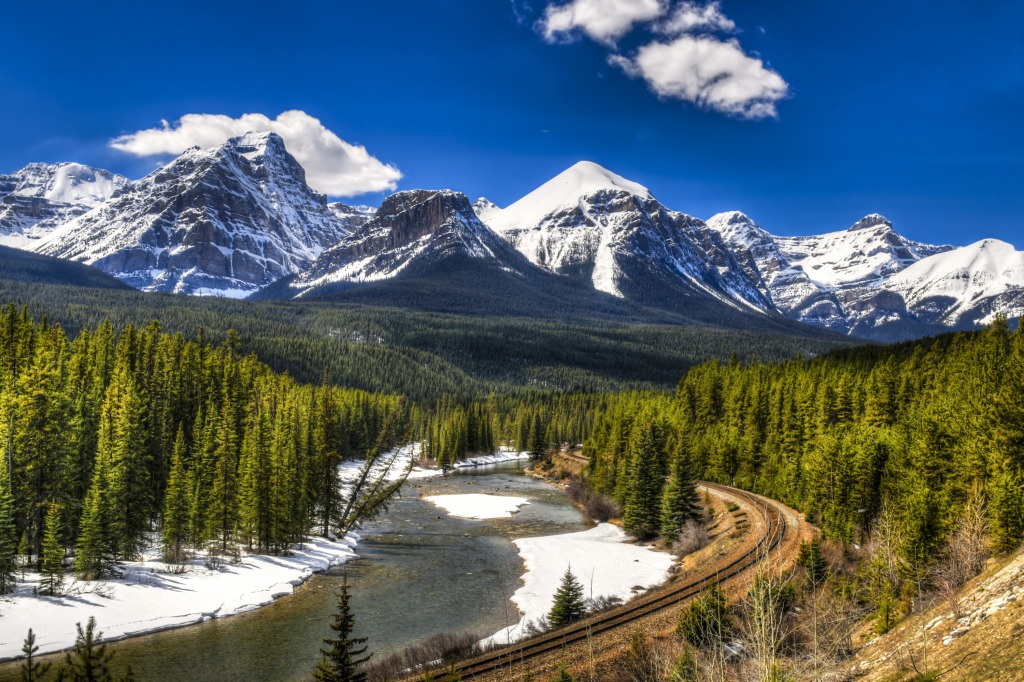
[485, 523, 674, 646]
[425, 494, 530, 519]
[0, 534, 359, 661]
[0, 445, 534, 661]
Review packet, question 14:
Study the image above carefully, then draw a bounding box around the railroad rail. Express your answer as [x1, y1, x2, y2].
[402, 481, 787, 680]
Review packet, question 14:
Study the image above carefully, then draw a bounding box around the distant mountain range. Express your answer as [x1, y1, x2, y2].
[1, 134, 1020, 340]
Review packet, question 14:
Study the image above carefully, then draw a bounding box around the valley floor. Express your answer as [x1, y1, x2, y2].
[0, 446, 677, 667]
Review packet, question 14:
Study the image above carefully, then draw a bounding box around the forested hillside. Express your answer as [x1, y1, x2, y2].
[583, 320, 1024, 551]
[0, 307, 403, 592]
[0, 279, 847, 401]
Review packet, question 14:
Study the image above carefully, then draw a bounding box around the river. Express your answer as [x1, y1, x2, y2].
[0, 459, 590, 681]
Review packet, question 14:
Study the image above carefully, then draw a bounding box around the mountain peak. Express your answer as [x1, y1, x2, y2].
[707, 211, 758, 228]
[486, 161, 651, 233]
[227, 131, 287, 159]
[848, 213, 893, 232]
[472, 197, 501, 221]
[548, 161, 651, 200]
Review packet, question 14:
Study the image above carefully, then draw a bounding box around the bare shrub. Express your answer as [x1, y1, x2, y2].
[566, 476, 619, 522]
[585, 594, 623, 614]
[522, 616, 550, 638]
[366, 630, 488, 681]
[931, 490, 989, 618]
[612, 629, 673, 682]
[672, 520, 709, 557]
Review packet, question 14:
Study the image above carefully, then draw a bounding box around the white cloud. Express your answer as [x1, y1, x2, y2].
[111, 110, 401, 197]
[609, 35, 788, 119]
[540, 0, 666, 46]
[656, 1, 735, 36]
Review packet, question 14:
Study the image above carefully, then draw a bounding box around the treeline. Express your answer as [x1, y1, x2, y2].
[583, 319, 1024, 562]
[413, 392, 603, 467]
[0, 279, 846, 402]
[0, 305, 403, 592]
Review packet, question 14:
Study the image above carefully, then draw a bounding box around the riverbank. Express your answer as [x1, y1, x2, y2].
[0, 445, 534, 662]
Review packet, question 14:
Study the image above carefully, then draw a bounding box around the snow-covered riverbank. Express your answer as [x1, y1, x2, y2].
[0, 534, 361, 661]
[484, 523, 674, 646]
[0, 445, 531, 661]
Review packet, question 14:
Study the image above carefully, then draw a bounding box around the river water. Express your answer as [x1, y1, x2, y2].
[0, 460, 589, 681]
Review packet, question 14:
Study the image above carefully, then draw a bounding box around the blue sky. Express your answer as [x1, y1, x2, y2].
[1, 0, 1021, 246]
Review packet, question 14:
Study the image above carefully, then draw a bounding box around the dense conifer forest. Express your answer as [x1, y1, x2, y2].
[0, 279, 848, 402]
[0, 306, 404, 589]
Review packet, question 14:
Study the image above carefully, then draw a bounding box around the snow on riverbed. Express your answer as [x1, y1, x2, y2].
[0, 534, 359, 661]
[425, 494, 530, 519]
[485, 523, 674, 646]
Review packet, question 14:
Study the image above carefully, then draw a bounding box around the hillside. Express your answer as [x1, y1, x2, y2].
[838, 547, 1024, 681]
[0, 278, 849, 402]
[0, 245, 133, 290]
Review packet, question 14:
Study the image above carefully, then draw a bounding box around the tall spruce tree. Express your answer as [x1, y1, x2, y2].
[75, 458, 113, 580]
[161, 425, 190, 563]
[0, 456, 17, 594]
[313, 576, 370, 682]
[39, 502, 64, 596]
[622, 421, 665, 539]
[660, 451, 701, 540]
[548, 566, 587, 628]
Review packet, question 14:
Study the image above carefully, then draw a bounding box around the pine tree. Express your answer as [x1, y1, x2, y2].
[660, 451, 700, 540]
[797, 539, 828, 585]
[20, 628, 51, 682]
[162, 425, 190, 563]
[313, 576, 371, 682]
[551, 663, 574, 682]
[548, 567, 587, 628]
[676, 583, 731, 649]
[75, 455, 114, 580]
[0, 456, 17, 594]
[57, 617, 115, 681]
[622, 421, 665, 539]
[39, 502, 64, 596]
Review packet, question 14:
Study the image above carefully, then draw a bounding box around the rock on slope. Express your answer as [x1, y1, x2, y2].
[0, 163, 129, 248]
[36, 132, 350, 297]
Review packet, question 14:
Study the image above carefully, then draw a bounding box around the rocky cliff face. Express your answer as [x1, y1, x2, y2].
[294, 189, 527, 292]
[36, 132, 350, 296]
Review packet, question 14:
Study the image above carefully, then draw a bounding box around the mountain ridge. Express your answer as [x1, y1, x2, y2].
[0, 144, 1019, 341]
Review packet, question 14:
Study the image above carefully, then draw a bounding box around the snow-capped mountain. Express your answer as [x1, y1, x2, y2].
[292, 189, 528, 294]
[886, 239, 1024, 327]
[3, 144, 1018, 339]
[703, 211, 1024, 337]
[0, 163, 129, 248]
[485, 161, 771, 313]
[36, 132, 350, 297]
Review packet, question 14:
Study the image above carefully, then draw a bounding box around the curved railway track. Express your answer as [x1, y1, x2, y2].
[402, 479, 788, 680]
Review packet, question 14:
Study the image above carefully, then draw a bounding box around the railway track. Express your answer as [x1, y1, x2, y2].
[401, 481, 788, 680]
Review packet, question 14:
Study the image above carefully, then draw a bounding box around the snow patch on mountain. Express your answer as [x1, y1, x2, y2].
[472, 197, 501, 221]
[0, 162, 129, 248]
